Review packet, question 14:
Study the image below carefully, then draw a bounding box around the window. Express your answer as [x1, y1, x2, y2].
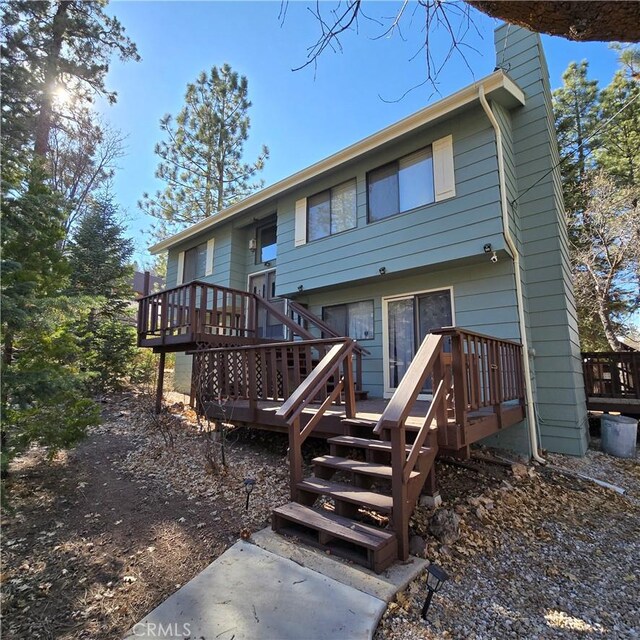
[183, 242, 207, 282]
[256, 222, 277, 263]
[308, 179, 357, 241]
[368, 147, 435, 222]
[323, 300, 374, 340]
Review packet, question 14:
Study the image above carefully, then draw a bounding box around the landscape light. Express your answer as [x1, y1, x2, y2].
[421, 563, 449, 620]
[243, 477, 256, 511]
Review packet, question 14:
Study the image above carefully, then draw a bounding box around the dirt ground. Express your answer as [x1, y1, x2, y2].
[2, 393, 639, 639]
[1, 393, 293, 639]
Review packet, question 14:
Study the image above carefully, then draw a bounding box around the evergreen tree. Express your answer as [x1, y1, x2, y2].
[67, 195, 134, 302]
[596, 45, 640, 187]
[1, 0, 139, 159]
[67, 196, 137, 392]
[552, 61, 599, 213]
[139, 64, 269, 238]
[554, 51, 640, 350]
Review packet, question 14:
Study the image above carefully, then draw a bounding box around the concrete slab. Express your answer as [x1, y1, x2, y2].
[251, 528, 428, 603]
[124, 540, 386, 640]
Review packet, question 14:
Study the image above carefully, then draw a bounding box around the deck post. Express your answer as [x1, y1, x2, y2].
[343, 351, 357, 418]
[155, 351, 166, 414]
[289, 416, 303, 501]
[390, 425, 409, 560]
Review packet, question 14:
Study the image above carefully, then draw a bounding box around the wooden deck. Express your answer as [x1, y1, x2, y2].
[204, 396, 525, 452]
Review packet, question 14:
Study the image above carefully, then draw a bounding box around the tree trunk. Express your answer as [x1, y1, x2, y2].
[33, 0, 71, 158]
[596, 300, 622, 351]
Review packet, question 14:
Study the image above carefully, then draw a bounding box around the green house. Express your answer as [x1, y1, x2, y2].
[141, 24, 587, 461]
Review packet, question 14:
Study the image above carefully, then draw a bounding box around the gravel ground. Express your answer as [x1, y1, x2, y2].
[376, 443, 640, 640]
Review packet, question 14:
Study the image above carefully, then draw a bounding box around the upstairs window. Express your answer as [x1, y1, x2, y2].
[307, 179, 357, 242]
[368, 147, 435, 222]
[183, 242, 207, 282]
[256, 222, 277, 263]
[323, 300, 374, 341]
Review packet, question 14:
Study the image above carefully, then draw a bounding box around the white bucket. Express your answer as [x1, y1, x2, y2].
[601, 415, 638, 459]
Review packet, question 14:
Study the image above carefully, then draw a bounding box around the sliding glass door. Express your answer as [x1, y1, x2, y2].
[385, 289, 453, 396]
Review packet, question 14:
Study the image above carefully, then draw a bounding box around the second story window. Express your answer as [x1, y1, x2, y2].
[368, 147, 435, 222]
[183, 242, 207, 282]
[256, 222, 277, 263]
[307, 179, 357, 242]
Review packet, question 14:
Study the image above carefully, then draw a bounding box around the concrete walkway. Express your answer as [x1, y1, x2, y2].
[125, 528, 427, 640]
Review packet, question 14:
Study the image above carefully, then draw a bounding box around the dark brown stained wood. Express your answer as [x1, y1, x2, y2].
[277, 342, 352, 420]
[297, 478, 393, 512]
[375, 333, 444, 432]
[273, 503, 395, 549]
[312, 455, 420, 481]
[327, 435, 431, 455]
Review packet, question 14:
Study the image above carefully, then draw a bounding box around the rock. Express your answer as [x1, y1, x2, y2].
[429, 508, 461, 544]
[409, 534, 426, 557]
[511, 463, 528, 479]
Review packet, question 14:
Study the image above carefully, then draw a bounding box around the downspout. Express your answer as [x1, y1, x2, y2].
[478, 86, 546, 464]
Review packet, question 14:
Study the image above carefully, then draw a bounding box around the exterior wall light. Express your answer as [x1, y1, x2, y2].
[297, 285, 304, 293]
[421, 563, 449, 620]
[379, 266, 387, 275]
[243, 477, 256, 511]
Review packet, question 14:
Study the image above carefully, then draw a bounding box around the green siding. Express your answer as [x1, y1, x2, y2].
[276, 108, 506, 297]
[495, 25, 588, 456]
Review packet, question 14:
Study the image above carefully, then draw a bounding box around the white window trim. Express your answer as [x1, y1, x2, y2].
[433, 134, 456, 201]
[381, 285, 455, 400]
[176, 251, 185, 285]
[205, 238, 215, 276]
[294, 198, 307, 247]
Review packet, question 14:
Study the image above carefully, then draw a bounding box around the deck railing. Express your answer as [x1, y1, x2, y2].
[288, 300, 369, 391]
[192, 337, 352, 414]
[138, 281, 322, 346]
[582, 351, 639, 400]
[433, 327, 525, 428]
[373, 327, 525, 559]
[276, 339, 356, 498]
[137, 281, 256, 343]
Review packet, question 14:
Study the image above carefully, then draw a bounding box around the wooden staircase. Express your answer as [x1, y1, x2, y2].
[273, 335, 446, 573]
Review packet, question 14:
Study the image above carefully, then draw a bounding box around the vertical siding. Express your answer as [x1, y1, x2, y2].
[495, 25, 588, 456]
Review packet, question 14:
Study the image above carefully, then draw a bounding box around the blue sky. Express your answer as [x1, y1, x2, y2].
[101, 1, 622, 265]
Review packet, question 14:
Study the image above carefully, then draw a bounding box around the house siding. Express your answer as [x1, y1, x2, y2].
[495, 25, 588, 456]
[276, 108, 507, 297]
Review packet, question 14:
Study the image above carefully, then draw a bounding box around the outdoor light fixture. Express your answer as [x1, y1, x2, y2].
[243, 477, 256, 511]
[249, 238, 257, 253]
[297, 285, 304, 293]
[421, 563, 449, 620]
[483, 243, 492, 253]
[379, 266, 387, 275]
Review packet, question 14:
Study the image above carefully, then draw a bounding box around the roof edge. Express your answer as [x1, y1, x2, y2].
[150, 70, 524, 255]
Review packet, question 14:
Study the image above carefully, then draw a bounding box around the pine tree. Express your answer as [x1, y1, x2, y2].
[596, 45, 640, 187]
[139, 64, 269, 238]
[552, 61, 599, 214]
[67, 196, 134, 302]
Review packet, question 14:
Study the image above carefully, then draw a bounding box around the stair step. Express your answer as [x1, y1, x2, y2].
[297, 477, 393, 513]
[328, 435, 431, 455]
[312, 455, 420, 481]
[341, 418, 377, 427]
[273, 503, 394, 550]
[272, 502, 398, 573]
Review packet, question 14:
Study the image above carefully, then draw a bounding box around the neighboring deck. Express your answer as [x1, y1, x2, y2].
[583, 351, 640, 414]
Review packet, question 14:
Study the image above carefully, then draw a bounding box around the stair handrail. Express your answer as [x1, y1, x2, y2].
[287, 300, 371, 356]
[253, 295, 316, 341]
[373, 333, 444, 434]
[275, 337, 356, 500]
